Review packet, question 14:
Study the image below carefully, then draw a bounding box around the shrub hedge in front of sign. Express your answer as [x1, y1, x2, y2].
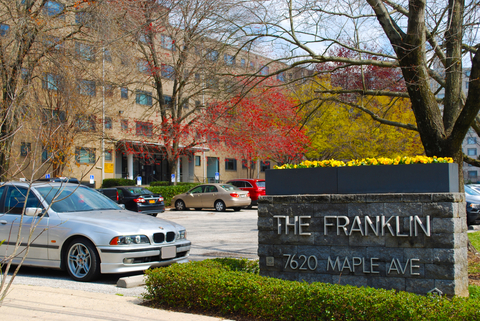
[144, 259, 480, 320]
[147, 183, 200, 206]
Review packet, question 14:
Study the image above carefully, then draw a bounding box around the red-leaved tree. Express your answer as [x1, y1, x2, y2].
[213, 83, 310, 176]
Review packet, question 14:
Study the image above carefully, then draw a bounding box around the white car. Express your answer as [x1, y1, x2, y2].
[0, 182, 190, 281]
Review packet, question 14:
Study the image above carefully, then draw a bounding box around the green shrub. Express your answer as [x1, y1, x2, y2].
[146, 183, 200, 206]
[144, 259, 480, 321]
[470, 286, 480, 300]
[150, 181, 198, 187]
[101, 178, 135, 188]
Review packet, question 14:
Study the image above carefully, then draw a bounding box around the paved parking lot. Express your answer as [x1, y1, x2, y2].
[160, 207, 259, 260]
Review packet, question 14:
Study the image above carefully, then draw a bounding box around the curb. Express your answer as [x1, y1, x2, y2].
[117, 275, 145, 288]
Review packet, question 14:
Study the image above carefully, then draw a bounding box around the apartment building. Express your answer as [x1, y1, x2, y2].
[4, 1, 298, 187]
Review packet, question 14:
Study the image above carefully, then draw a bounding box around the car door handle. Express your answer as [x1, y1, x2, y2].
[0, 220, 7, 225]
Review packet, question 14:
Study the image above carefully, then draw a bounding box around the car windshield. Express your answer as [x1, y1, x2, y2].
[126, 187, 153, 195]
[256, 181, 265, 188]
[220, 184, 241, 191]
[36, 185, 121, 212]
[465, 185, 480, 195]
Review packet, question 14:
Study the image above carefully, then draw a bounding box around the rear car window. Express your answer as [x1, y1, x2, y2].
[256, 181, 265, 188]
[220, 184, 241, 191]
[126, 187, 153, 195]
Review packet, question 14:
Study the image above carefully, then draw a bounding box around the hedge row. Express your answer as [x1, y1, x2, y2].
[150, 181, 198, 187]
[144, 259, 480, 321]
[101, 178, 136, 188]
[146, 183, 200, 206]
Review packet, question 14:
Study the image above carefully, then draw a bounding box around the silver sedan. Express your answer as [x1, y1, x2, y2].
[0, 182, 190, 281]
[172, 183, 251, 211]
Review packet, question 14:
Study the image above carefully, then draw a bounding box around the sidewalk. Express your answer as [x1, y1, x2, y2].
[1, 284, 229, 321]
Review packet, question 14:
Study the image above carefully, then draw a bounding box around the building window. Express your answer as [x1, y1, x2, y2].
[43, 73, 62, 91]
[42, 147, 51, 162]
[242, 160, 255, 169]
[468, 137, 477, 145]
[137, 60, 150, 74]
[195, 73, 200, 82]
[241, 58, 246, 68]
[75, 11, 93, 27]
[467, 148, 477, 156]
[44, 1, 64, 17]
[75, 147, 95, 164]
[161, 35, 175, 50]
[224, 54, 235, 65]
[76, 115, 96, 131]
[182, 99, 189, 109]
[21, 68, 29, 80]
[161, 64, 175, 79]
[104, 85, 114, 97]
[78, 79, 96, 96]
[163, 95, 173, 107]
[277, 72, 285, 82]
[121, 119, 128, 131]
[206, 78, 219, 90]
[225, 158, 237, 171]
[121, 87, 128, 99]
[105, 117, 112, 129]
[136, 91, 152, 106]
[0, 24, 10, 36]
[104, 149, 113, 161]
[42, 108, 66, 123]
[250, 61, 255, 70]
[21, 142, 31, 157]
[206, 49, 218, 61]
[103, 49, 112, 62]
[468, 171, 477, 178]
[136, 121, 153, 137]
[259, 65, 269, 75]
[139, 33, 150, 44]
[195, 100, 201, 108]
[195, 156, 201, 166]
[260, 160, 270, 172]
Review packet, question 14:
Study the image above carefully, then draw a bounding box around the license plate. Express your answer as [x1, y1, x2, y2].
[161, 246, 176, 259]
[149, 200, 155, 203]
[241, 194, 245, 198]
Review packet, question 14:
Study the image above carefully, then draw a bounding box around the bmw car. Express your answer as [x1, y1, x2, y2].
[0, 181, 190, 281]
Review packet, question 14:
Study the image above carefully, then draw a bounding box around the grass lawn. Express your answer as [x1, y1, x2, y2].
[468, 231, 480, 298]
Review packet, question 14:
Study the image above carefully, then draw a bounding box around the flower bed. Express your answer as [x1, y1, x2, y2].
[267, 156, 458, 195]
[274, 156, 454, 169]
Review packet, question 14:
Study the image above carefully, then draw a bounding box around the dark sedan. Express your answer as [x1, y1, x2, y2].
[109, 186, 165, 216]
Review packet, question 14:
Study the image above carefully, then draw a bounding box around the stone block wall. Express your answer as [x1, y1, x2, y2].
[258, 193, 469, 297]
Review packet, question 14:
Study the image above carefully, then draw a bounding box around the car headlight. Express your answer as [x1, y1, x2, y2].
[109, 235, 150, 245]
[177, 230, 186, 240]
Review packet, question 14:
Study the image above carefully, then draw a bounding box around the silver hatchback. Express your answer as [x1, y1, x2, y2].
[0, 182, 190, 281]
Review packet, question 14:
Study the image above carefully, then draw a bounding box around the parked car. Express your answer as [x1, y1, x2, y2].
[172, 183, 251, 211]
[465, 185, 480, 225]
[98, 186, 165, 216]
[226, 179, 265, 206]
[0, 182, 190, 282]
[467, 184, 480, 194]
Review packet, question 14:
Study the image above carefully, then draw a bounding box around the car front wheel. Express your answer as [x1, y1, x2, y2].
[175, 200, 186, 211]
[214, 200, 226, 212]
[66, 237, 100, 282]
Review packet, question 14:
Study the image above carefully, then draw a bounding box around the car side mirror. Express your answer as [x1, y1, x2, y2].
[119, 204, 126, 209]
[25, 207, 43, 217]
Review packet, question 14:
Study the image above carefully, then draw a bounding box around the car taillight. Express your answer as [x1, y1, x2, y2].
[247, 192, 250, 197]
[158, 197, 164, 202]
[230, 193, 240, 198]
[133, 197, 145, 203]
[116, 191, 119, 202]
